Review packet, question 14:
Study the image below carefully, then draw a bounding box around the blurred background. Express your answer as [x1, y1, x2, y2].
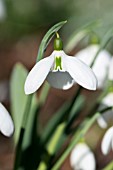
[0, 0, 113, 169]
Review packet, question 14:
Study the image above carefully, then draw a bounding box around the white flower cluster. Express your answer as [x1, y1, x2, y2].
[69, 45, 113, 169]
[24, 42, 113, 169]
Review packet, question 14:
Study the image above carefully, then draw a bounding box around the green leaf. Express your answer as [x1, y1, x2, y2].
[36, 20, 67, 62]
[40, 102, 71, 144]
[10, 63, 38, 147]
[45, 95, 85, 157]
[39, 82, 50, 106]
[51, 112, 100, 170]
[22, 94, 38, 150]
[66, 95, 85, 130]
[103, 161, 113, 170]
[41, 88, 84, 145]
[10, 63, 28, 144]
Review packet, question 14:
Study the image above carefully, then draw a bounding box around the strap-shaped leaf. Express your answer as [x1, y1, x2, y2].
[10, 63, 28, 144]
[36, 20, 67, 62]
[10, 63, 37, 147]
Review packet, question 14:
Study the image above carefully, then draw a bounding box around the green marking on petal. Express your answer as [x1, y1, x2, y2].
[54, 56, 62, 71]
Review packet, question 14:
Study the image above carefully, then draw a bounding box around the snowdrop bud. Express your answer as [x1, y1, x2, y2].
[97, 110, 113, 129]
[101, 126, 113, 155]
[70, 143, 96, 170]
[97, 93, 113, 129]
[102, 93, 113, 107]
[75, 45, 111, 89]
[108, 57, 113, 81]
[0, 103, 14, 137]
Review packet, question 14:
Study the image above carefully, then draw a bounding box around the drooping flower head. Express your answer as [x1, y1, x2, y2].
[101, 126, 113, 155]
[108, 57, 113, 81]
[25, 34, 97, 95]
[97, 57, 113, 129]
[97, 93, 113, 129]
[75, 45, 111, 89]
[70, 143, 96, 170]
[0, 103, 14, 137]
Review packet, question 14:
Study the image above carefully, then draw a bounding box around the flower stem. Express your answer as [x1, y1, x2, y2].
[103, 161, 113, 170]
[51, 113, 100, 170]
[13, 94, 33, 170]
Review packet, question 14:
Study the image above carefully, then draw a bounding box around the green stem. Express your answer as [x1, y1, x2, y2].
[13, 95, 33, 170]
[22, 94, 33, 128]
[103, 161, 113, 170]
[38, 123, 66, 170]
[51, 113, 100, 170]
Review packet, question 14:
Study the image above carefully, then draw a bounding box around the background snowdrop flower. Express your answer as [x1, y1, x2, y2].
[108, 57, 113, 80]
[101, 126, 113, 155]
[0, 103, 14, 137]
[25, 37, 97, 95]
[75, 45, 111, 89]
[101, 93, 113, 107]
[97, 93, 113, 129]
[70, 143, 96, 170]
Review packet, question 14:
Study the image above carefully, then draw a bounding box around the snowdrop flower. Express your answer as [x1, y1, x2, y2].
[70, 143, 96, 170]
[97, 93, 113, 129]
[101, 126, 113, 155]
[0, 103, 14, 137]
[108, 57, 113, 80]
[75, 45, 111, 88]
[25, 35, 97, 95]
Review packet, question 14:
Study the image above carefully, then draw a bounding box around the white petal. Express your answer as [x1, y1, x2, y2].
[108, 57, 113, 80]
[0, 103, 14, 137]
[63, 54, 97, 90]
[24, 55, 54, 94]
[102, 93, 113, 107]
[75, 45, 111, 89]
[112, 136, 113, 151]
[70, 143, 96, 170]
[101, 127, 113, 155]
[46, 71, 74, 90]
[97, 115, 108, 129]
[97, 105, 113, 129]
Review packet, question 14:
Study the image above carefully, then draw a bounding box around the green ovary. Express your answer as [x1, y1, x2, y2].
[54, 56, 62, 70]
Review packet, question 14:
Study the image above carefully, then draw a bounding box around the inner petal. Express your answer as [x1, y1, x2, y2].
[52, 56, 66, 72]
[46, 71, 74, 90]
